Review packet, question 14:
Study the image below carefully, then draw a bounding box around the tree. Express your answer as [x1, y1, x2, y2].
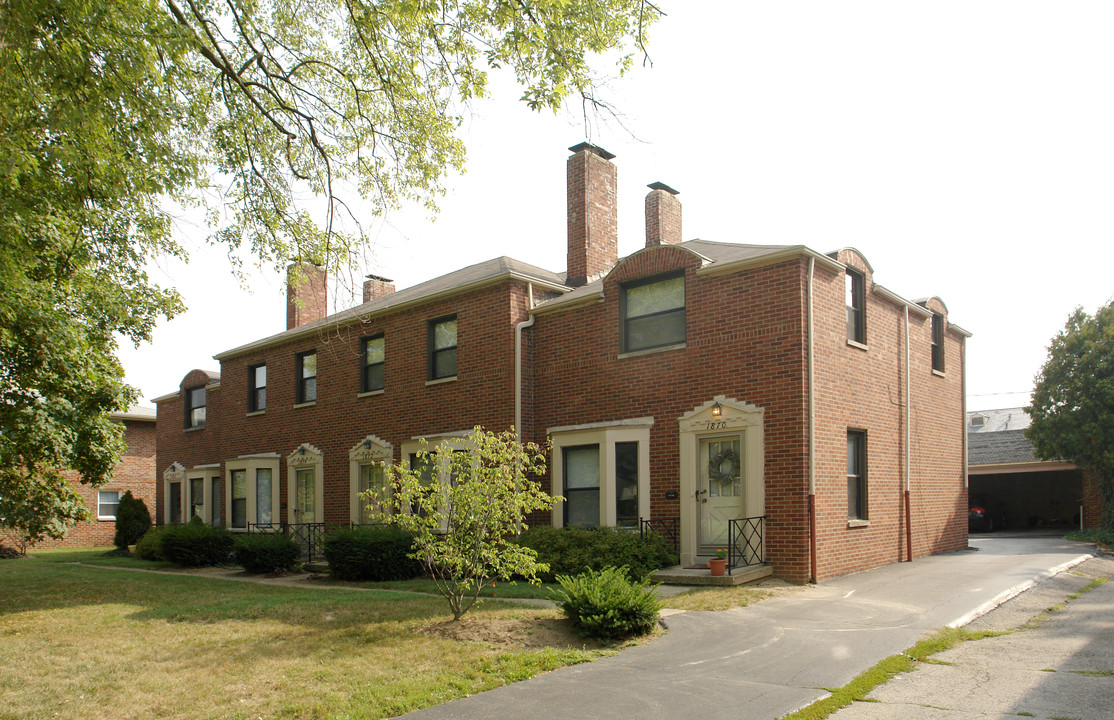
[1027, 300, 1114, 530]
[0, 0, 659, 539]
[113, 490, 153, 551]
[376, 427, 556, 620]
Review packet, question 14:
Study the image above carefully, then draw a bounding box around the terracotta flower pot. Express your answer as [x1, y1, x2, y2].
[708, 558, 727, 576]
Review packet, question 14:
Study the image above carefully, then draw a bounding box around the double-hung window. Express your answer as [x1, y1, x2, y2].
[297, 351, 317, 403]
[189, 477, 204, 519]
[847, 431, 867, 521]
[97, 490, 120, 520]
[563, 445, 601, 528]
[361, 334, 385, 392]
[230, 469, 247, 529]
[846, 269, 866, 344]
[185, 386, 206, 428]
[931, 314, 945, 372]
[249, 364, 266, 411]
[428, 316, 457, 380]
[621, 272, 685, 353]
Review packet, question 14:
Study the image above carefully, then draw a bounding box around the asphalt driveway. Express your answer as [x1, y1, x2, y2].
[400, 535, 1096, 720]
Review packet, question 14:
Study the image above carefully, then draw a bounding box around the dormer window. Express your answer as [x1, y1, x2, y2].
[185, 386, 206, 428]
[970, 415, 986, 428]
[846, 269, 865, 344]
[621, 271, 685, 353]
[931, 313, 945, 372]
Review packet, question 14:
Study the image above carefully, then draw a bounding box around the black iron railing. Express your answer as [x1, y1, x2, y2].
[248, 522, 327, 562]
[640, 517, 680, 556]
[727, 515, 765, 574]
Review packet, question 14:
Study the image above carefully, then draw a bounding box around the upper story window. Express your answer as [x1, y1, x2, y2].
[846, 269, 866, 344]
[362, 334, 385, 392]
[185, 386, 206, 428]
[931, 313, 945, 372]
[428, 316, 457, 380]
[621, 272, 685, 353]
[297, 351, 317, 403]
[249, 364, 266, 411]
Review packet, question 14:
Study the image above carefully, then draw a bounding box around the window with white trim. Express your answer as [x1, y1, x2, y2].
[225, 456, 281, 530]
[549, 421, 652, 530]
[188, 476, 205, 520]
[97, 490, 121, 520]
[349, 435, 393, 523]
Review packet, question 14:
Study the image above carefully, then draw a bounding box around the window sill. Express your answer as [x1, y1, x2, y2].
[96, 517, 116, 522]
[847, 519, 870, 528]
[246, 410, 265, 417]
[293, 401, 316, 409]
[846, 339, 868, 351]
[358, 389, 385, 398]
[618, 342, 687, 360]
[426, 376, 457, 387]
[184, 425, 206, 433]
[932, 369, 946, 378]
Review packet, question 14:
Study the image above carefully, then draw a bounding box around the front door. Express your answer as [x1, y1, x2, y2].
[294, 467, 315, 524]
[698, 435, 744, 549]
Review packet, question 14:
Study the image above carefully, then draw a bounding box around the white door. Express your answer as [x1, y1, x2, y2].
[294, 467, 315, 524]
[698, 435, 744, 549]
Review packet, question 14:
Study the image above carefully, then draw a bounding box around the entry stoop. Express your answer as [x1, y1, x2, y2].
[650, 563, 772, 586]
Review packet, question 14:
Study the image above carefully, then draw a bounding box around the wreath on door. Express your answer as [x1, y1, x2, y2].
[708, 447, 740, 485]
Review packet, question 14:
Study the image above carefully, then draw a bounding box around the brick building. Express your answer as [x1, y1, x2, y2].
[4, 407, 157, 549]
[154, 143, 970, 583]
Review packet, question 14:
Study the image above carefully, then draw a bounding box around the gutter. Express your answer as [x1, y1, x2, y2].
[514, 283, 536, 436]
[807, 257, 818, 583]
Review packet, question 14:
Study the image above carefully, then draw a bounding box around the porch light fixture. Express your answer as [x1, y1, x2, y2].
[363, 439, 372, 449]
[298, 446, 306, 455]
[711, 401, 722, 417]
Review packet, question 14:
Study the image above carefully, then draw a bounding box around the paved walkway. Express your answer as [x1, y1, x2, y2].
[831, 553, 1114, 720]
[401, 535, 1098, 720]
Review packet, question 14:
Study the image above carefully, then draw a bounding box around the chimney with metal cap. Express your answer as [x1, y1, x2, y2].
[362, 274, 395, 303]
[566, 142, 618, 286]
[645, 181, 681, 247]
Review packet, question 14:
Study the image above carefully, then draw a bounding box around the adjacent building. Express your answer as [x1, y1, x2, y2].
[154, 143, 970, 583]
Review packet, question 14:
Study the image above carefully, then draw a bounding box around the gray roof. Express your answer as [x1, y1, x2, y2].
[967, 407, 1031, 433]
[215, 256, 567, 360]
[111, 405, 157, 422]
[968, 429, 1038, 466]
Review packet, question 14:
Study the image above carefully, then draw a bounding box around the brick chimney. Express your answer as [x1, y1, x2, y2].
[567, 143, 618, 286]
[362, 274, 395, 303]
[286, 261, 327, 330]
[645, 182, 682, 247]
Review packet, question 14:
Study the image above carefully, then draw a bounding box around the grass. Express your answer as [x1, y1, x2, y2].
[659, 585, 776, 611]
[362, 577, 560, 600]
[28, 546, 175, 569]
[0, 553, 612, 720]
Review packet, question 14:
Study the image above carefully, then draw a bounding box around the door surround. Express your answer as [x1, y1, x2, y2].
[678, 395, 764, 566]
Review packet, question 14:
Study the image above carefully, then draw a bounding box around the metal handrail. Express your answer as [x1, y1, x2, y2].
[640, 517, 680, 556]
[727, 515, 765, 574]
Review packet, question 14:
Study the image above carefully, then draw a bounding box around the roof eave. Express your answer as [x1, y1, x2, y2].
[696, 245, 843, 279]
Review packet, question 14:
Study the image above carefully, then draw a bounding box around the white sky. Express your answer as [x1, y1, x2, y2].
[120, 1, 1114, 412]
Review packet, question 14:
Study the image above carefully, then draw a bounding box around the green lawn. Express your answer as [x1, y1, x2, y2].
[0, 552, 612, 720]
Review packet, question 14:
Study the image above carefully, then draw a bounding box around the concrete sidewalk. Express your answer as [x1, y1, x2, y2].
[830, 554, 1114, 720]
[400, 535, 1097, 720]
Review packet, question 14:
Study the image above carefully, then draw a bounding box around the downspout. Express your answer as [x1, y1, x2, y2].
[904, 306, 913, 562]
[514, 282, 536, 437]
[807, 257, 818, 583]
[962, 335, 968, 492]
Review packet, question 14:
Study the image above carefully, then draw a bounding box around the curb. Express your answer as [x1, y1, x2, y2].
[947, 552, 1095, 628]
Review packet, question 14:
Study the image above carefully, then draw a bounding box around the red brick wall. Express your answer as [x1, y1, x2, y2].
[6, 419, 157, 549]
[157, 281, 531, 525]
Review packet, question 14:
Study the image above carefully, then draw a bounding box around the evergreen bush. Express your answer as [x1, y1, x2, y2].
[515, 526, 677, 582]
[134, 524, 176, 561]
[554, 566, 661, 640]
[158, 522, 234, 567]
[233, 533, 301, 573]
[113, 491, 152, 550]
[322, 525, 422, 581]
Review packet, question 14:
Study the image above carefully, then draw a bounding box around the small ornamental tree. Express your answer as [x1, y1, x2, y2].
[378, 427, 556, 620]
[113, 490, 152, 550]
[1027, 300, 1114, 530]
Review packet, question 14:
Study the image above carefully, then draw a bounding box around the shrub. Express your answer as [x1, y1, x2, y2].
[322, 525, 422, 581]
[158, 522, 234, 567]
[113, 491, 152, 550]
[515, 526, 677, 583]
[134, 524, 176, 561]
[233, 533, 301, 574]
[554, 566, 661, 640]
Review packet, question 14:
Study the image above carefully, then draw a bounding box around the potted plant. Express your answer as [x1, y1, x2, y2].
[708, 548, 728, 576]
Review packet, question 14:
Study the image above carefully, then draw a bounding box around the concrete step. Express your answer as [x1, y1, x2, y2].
[651, 563, 772, 586]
